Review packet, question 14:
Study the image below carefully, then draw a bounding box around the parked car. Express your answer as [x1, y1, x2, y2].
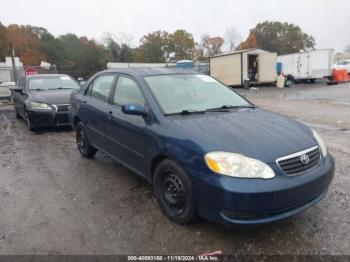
[0, 81, 16, 98]
[69, 68, 334, 226]
[333, 60, 350, 73]
[11, 74, 80, 131]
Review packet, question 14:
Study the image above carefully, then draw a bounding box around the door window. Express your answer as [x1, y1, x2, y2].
[89, 75, 115, 102]
[113, 76, 145, 106]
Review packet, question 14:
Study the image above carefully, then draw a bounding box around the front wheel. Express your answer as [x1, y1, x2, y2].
[75, 122, 97, 158]
[25, 110, 34, 131]
[14, 105, 21, 119]
[153, 159, 197, 224]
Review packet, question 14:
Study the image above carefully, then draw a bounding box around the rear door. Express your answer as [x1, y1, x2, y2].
[297, 52, 310, 78]
[105, 75, 148, 175]
[258, 53, 277, 82]
[80, 74, 116, 150]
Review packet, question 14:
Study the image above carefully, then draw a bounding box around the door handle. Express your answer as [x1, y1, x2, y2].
[107, 111, 113, 119]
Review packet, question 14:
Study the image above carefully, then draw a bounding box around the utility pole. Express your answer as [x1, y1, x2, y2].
[9, 42, 17, 83]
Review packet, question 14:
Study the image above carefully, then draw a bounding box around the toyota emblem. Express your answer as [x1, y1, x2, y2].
[300, 154, 310, 165]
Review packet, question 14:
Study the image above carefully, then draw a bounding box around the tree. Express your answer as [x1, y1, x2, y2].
[195, 34, 210, 60]
[40, 30, 64, 65]
[0, 22, 8, 59]
[208, 37, 224, 56]
[168, 29, 195, 60]
[238, 33, 257, 50]
[224, 27, 242, 52]
[120, 44, 132, 62]
[138, 31, 170, 63]
[247, 21, 315, 55]
[6, 24, 47, 65]
[104, 35, 121, 62]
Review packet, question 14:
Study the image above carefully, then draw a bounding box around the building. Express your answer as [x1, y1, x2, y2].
[209, 48, 277, 86]
[0, 57, 24, 82]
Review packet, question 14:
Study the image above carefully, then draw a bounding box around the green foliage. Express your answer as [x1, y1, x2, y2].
[120, 44, 132, 62]
[249, 21, 315, 55]
[169, 30, 195, 60]
[137, 29, 195, 62]
[139, 31, 170, 63]
[0, 22, 9, 59]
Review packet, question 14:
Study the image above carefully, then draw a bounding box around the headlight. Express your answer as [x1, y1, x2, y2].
[205, 152, 275, 179]
[312, 129, 327, 157]
[30, 102, 52, 110]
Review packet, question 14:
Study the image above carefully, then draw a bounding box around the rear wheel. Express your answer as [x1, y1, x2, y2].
[76, 121, 97, 158]
[153, 159, 197, 224]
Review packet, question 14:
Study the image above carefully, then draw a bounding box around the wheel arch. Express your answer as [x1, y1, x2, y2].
[73, 116, 81, 129]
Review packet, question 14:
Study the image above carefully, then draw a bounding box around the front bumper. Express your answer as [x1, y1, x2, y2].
[189, 155, 334, 226]
[27, 109, 70, 128]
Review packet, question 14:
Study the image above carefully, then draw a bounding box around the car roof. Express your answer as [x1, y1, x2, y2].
[25, 74, 72, 79]
[103, 67, 201, 77]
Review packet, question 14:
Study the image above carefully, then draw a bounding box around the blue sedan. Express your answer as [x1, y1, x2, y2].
[69, 68, 334, 226]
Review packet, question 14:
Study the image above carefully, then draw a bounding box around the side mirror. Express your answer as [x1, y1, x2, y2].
[79, 81, 86, 87]
[122, 103, 147, 116]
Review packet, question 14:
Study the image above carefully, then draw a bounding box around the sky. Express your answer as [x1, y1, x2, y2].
[1, 0, 349, 52]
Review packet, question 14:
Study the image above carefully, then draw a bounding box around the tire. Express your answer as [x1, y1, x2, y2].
[14, 105, 21, 119]
[75, 121, 97, 158]
[153, 159, 197, 224]
[24, 109, 35, 131]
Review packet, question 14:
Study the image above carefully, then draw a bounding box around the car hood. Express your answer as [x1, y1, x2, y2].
[29, 90, 73, 105]
[168, 108, 317, 163]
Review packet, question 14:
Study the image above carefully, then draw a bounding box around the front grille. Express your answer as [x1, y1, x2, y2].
[277, 146, 321, 175]
[53, 104, 69, 112]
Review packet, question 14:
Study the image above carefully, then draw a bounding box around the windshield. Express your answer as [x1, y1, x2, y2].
[144, 74, 251, 115]
[28, 76, 80, 91]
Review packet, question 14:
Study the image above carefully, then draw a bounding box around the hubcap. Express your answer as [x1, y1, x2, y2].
[162, 173, 185, 213]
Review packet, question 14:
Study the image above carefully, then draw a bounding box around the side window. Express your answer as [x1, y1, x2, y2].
[113, 76, 145, 106]
[89, 75, 115, 102]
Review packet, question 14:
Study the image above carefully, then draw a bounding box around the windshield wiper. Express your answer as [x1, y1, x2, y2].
[206, 105, 256, 112]
[165, 109, 206, 116]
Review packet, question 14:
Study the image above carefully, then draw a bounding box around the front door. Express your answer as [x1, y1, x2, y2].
[258, 53, 277, 82]
[105, 75, 148, 175]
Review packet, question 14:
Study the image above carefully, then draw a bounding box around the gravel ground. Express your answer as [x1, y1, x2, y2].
[0, 81, 349, 255]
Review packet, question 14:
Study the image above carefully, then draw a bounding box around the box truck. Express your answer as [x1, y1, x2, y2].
[277, 49, 334, 82]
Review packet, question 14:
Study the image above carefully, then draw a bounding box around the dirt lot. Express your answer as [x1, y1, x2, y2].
[0, 81, 349, 255]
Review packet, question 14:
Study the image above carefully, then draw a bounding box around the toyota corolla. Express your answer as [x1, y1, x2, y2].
[69, 68, 334, 226]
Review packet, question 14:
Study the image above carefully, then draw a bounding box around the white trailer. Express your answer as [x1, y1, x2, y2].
[277, 49, 334, 81]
